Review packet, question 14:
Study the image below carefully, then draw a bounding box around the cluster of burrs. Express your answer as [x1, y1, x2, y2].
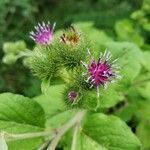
[29, 22, 121, 109]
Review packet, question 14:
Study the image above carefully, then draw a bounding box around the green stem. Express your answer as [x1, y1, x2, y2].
[17, 49, 33, 58]
[47, 110, 86, 150]
[95, 87, 100, 111]
[38, 140, 51, 150]
[71, 123, 80, 150]
[2, 110, 86, 150]
[4, 129, 56, 142]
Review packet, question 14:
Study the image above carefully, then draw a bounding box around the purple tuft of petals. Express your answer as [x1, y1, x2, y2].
[68, 91, 78, 101]
[83, 50, 120, 89]
[29, 21, 56, 45]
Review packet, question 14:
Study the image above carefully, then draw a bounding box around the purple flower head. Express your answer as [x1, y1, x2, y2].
[82, 49, 121, 90]
[29, 21, 56, 45]
[68, 91, 78, 102]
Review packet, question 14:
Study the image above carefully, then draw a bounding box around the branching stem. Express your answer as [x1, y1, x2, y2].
[2, 110, 86, 150]
[4, 129, 56, 142]
[71, 123, 80, 150]
[47, 110, 86, 150]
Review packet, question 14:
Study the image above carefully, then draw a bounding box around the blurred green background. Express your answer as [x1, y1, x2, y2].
[0, 0, 149, 97]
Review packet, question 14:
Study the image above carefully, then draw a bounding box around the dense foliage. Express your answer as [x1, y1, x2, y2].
[0, 0, 150, 149]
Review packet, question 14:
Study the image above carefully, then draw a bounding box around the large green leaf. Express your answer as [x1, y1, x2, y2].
[62, 130, 107, 150]
[0, 93, 46, 150]
[83, 113, 141, 150]
[105, 42, 142, 84]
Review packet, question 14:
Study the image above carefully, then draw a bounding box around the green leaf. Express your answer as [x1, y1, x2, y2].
[141, 51, 150, 71]
[0, 93, 46, 150]
[0, 93, 45, 127]
[77, 132, 107, 150]
[34, 84, 66, 117]
[115, 104, 137, 122]
[82, 84, 124, 110]
[105, 42, 142, 84]
[115, 19, 144, 46]
[83, 113, 141, 150]
[136, 121, 150, 149]
[3, 41, 26, 54]
[46, 109, 76, 128]
[143, 23, 150, 31]
[131, 10, 145, 20]
[99, 84, 124, 108]
[136, 101, 150, 121]
[59, 119, 108, 150]
[137, 81, 150, 99]
[75, 22, 113, 50]
[2, 54, 17, 65]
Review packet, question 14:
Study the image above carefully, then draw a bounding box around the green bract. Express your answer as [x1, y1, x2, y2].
[57, 27, 90, 69]
[26, 44, 60, 81]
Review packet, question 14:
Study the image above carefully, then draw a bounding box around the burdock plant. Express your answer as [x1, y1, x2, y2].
[0, 21, 142, 150]
[26, 21, 121, 110]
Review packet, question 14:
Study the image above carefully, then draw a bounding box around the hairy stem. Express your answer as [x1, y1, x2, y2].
[95, 87, 100, 111]
[2, 110, 86, 150]
[47, 110, 86, 150]
[38, 140, 51, 150]
[4, 129, 56, 142]
[71, 123, 80, 150]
